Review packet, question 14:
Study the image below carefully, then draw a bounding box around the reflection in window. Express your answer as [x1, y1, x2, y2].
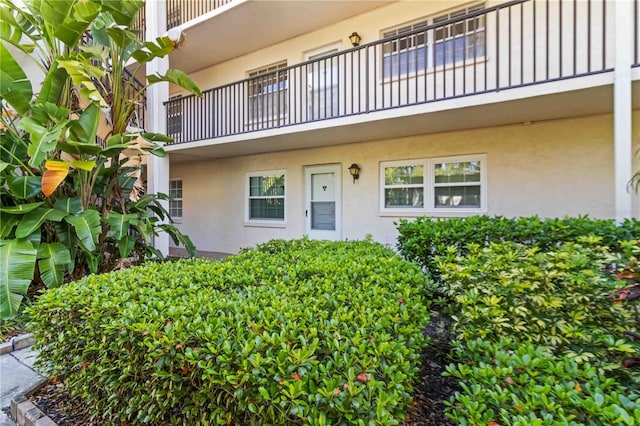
[248, 172, 285, 221]
[380, 156, 485, 212]
[248, 62, 288, 123]
[382, 4, 485, 78]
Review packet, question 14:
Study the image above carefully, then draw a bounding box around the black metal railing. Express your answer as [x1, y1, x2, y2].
[166, 0, 233, 29]
[166, 0, 618, 145]
[131, 2, 146, 40]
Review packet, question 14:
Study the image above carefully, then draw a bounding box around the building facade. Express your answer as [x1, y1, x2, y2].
[141, 0, 640, 256]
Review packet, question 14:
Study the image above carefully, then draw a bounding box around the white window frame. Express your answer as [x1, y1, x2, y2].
[245, 170, 287, 226]
[380, 3, 485, 79]
[169, 178, 183, 222]
[379, 154, 486, 215]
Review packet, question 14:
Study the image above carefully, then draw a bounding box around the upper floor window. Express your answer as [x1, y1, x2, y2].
[433, 4, 486, 68]
[382, 4, 485, 78]
[380, 154, 486, 213]
[247, 62, 288, 123]
[246, 170, 286, 222]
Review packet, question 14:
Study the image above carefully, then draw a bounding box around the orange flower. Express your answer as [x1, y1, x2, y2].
[292, 373, 301, 381]
[575, 384, 583, 392]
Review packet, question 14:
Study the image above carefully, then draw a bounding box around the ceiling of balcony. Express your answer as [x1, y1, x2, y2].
[169, 0, 393, 73]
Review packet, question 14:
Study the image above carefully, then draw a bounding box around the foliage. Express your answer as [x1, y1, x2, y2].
[396, 215, 640, 280]
[28, 239, 433, 425]
[0, 0, 200, 319]
[439, 240, 640, 424]
[445, 338, 640, 426]
[437, 240, 633, 363]
[607, 240, 640, 369]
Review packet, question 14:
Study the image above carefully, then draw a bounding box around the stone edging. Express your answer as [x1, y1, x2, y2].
[2, 333, 58, 425]
[10, 380, 56, 426]
[0, 334, 35, 355]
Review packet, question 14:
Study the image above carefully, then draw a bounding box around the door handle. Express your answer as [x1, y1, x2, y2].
[305, 209, 308, 217]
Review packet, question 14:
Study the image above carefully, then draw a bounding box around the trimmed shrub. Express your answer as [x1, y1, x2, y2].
[28, 239, 433, 425]
[396, 215, 640, 279]
[439, 241, 640, 424]
[437, 240, 632, 362]
[445, 338, 640, 426]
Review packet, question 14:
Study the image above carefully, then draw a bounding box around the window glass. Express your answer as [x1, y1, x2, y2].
[381, 155, 485, 212]
[434, 161, 481, 183]
[247, 172, 285, 221]
[382, 3, 485, 77]
[169, 179, 183, 219]
[247, 62, 288, 123]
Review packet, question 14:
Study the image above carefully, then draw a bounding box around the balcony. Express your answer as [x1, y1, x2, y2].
[165, 0, 639, 154]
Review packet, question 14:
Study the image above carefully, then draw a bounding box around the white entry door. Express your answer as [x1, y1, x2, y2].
[305, 164, 342, 240]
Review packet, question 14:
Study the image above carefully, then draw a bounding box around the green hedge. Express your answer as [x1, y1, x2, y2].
[439, 241, 640, 424]
[396, 215, 640, 279]
[29, 239, 433, 425]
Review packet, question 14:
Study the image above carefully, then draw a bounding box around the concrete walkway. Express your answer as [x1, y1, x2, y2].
[0, 345, 43, 426]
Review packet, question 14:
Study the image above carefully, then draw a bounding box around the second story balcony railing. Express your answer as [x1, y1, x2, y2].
[165, 0, 636, 145]
[167, 0, 233, 29]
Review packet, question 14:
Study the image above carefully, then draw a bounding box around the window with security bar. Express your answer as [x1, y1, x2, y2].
[247, 62, 288, 124]
[382, 3, 485, 78]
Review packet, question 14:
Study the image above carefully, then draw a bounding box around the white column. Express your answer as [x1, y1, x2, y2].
[613, 0, 634, 221]
[145, 0, 171, 256]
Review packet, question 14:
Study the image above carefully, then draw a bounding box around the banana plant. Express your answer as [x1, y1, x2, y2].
[0, 0, 200, 319]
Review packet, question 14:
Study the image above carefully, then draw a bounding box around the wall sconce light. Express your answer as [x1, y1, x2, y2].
[348, 163, 361, 183]
[349, 32, 362, 47]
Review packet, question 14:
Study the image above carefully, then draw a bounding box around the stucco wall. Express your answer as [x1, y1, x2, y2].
[168, 111, 639, 254]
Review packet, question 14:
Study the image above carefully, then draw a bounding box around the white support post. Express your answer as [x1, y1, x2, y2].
[145, 0, 171, 256]
[613, 0, 634, 221]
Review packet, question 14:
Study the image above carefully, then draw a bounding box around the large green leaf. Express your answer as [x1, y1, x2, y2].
[147, 69, 202, 97]
[38, 0, 72, 27]
[68, 103, 100, 144]
[107, 211, 138, 240]
[6, 176, 42, 199]
[0, 202, 43, 214]
[57, 139, 103, 156]
[131, 36, 176, 63]
[159, 224, 196, 258]
[31, 101, 69, 126]
[65, 209, 101, 252]
[0, 5, 37, 55]
[0, 214, 19, 238]
[37, 242, 70, 288]
[53, 196, 83, 215]
[96, 0, 143, 28]
[54, 1, 101, 47]
[117, 235, 136, 258]
[37, 65, 68, 105]
[0, 43, 33, 115]
[15, 207, 68, 238]
[19, 117, 68, 167]
[0, 238, 37, 319]
[57, 59, 107, 106]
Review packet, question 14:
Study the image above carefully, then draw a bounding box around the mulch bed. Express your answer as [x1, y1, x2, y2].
[30, 312, 458, 425]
